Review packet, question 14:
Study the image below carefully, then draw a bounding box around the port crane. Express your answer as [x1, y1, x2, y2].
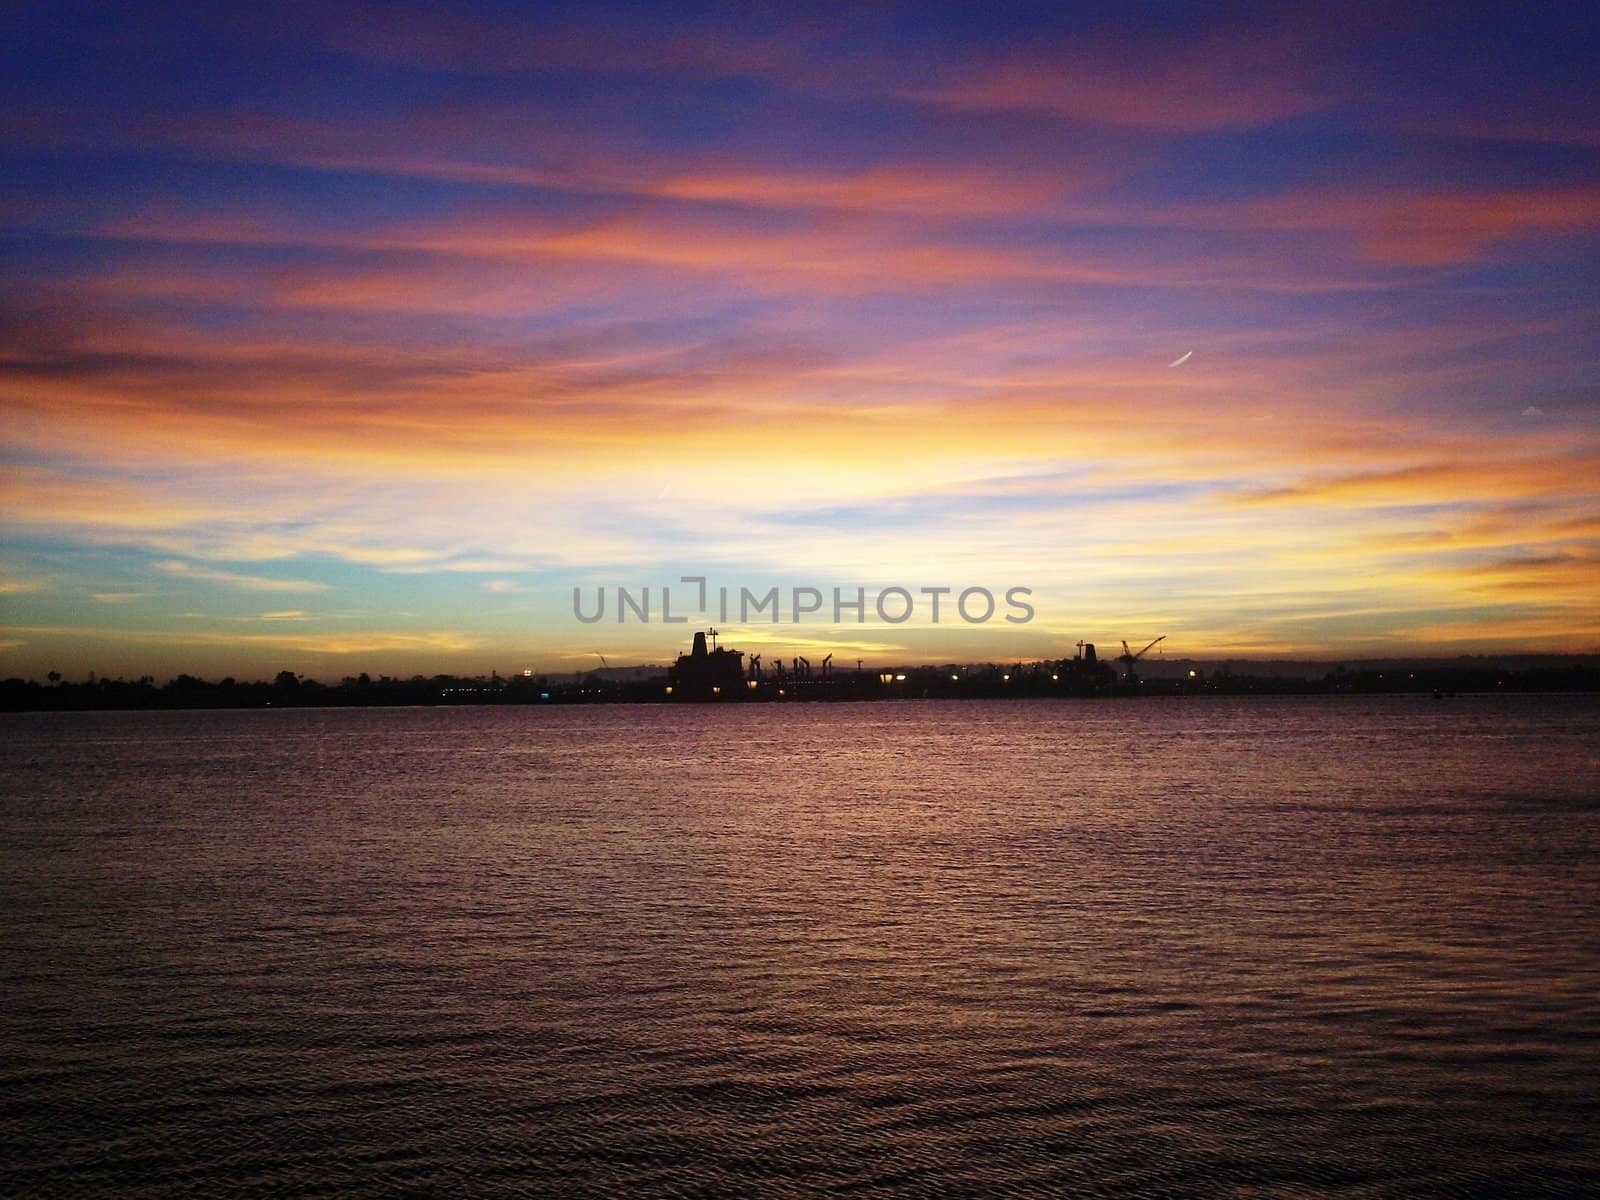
[1118, 636, 1165, 681]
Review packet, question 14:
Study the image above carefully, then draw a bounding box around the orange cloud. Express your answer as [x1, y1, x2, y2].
[0, 624, 481, 655]
[1231, 456, 1600, 509]
[917, 19, 1340, 132]
[1194, 186, 1600, 266]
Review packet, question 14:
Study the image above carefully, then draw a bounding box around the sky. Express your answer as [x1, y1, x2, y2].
[2, 1, 1598, 680]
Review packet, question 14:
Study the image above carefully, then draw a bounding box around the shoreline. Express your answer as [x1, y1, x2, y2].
[5, 665, 1598, 713]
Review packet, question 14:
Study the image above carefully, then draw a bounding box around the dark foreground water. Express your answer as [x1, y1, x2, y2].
[2, 696, 1598, 1197]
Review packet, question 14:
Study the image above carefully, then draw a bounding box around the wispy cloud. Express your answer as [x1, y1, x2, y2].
[180, 610, 322, 622]
[156, 561, 329, 592]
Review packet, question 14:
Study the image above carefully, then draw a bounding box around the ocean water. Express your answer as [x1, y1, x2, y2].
[2, 695, 1598, 1197]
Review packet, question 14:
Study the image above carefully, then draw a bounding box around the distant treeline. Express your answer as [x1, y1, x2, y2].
[2, 671, 569, 712]
[3, 661, 1598, 711]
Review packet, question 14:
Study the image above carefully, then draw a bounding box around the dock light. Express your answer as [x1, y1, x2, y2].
[747, 679, 757, 690]
[951, 674, 959, 681]
[895, 673, 905, 682]
[712, 685, 721, 695]
[1189, 669, 1196, 678]
[879, 672, 895, 684]
[778, 688, 785, 696]
[664, 685, 673, 695]
[1051, 673, 1058, 681]
[1003, 674, 1010, 682]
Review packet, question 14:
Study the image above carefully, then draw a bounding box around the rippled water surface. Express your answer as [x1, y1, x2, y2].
[3, 696, 1599, 1197]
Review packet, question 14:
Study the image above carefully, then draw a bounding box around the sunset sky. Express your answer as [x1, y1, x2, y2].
[3, 2, 1597, 679]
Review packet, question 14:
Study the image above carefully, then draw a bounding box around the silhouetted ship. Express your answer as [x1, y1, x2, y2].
[667, 629, 747, 700]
